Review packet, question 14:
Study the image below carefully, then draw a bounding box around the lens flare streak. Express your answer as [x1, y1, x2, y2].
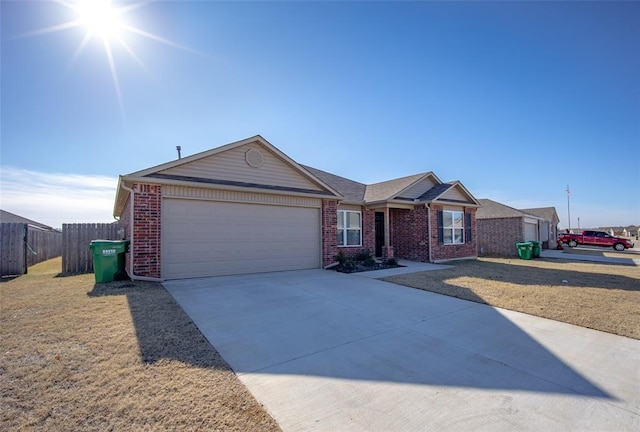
[16, 0, 198, 125]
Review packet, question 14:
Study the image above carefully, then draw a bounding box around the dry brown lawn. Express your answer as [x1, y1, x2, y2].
[0, 258, 280, 432]
[383, 257, 640, 339]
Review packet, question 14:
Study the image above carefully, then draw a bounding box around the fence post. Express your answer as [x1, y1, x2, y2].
[22, 224, 28, 275]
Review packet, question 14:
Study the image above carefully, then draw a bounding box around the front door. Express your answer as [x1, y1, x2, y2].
[375, 212, 384, 257]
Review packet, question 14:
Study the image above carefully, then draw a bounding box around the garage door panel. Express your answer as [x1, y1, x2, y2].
[524, 223, 538, 242]
[162, 199, 320, 279]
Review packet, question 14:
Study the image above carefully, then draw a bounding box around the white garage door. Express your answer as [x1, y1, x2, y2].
[163, 199, 320, 279]
[524, 222, 538, 241]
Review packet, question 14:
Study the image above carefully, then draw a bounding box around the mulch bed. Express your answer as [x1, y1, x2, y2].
[334, 260, 403, 274]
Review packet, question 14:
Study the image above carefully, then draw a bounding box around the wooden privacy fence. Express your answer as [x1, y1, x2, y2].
[27, 228, 63, 266]
[1, 223, 63, 277]
[1, 223, 27, 277]
[62, 223, 123, 274]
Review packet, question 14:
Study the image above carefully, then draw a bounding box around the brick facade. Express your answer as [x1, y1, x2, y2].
[114, 138, 484, 278]
[322, 203, 376, 266]
[476, 217, 522, 257]
[125, 187, 478, 275]
[388, 205, 477, 262]
[336, 207, 375, 261]
[390, 206, 429, 262]
[322, 199, 338, 266]
[120, 195, 132, 275]
[361, 208, 376, 256]
[130, 183, 162, 278]
[429, 205, 478, 261]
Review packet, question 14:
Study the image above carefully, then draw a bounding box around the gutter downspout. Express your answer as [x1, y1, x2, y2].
[120, 183, 163, 282]
[426, 203, 433, 263]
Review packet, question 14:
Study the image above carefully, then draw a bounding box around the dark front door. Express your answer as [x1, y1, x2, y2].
[375, 212, 385, 257]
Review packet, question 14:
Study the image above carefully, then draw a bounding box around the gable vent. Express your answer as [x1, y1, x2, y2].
[245, 148, 264, 168]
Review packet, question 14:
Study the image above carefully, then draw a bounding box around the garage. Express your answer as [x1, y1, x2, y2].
[162, 198, 321, 279]
[113, 136, 342, 280]
[524, 218, 538, 242]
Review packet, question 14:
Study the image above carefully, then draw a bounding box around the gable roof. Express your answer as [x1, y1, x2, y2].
[417, 183, 453, 201]
[125, 136, 340, 194]
[0, 209, 55, 231]
[477, 199, 524, 219]
[114, 135, 481, 216]
[365, 173, 433, 203]
[302, 168, 479, 207]
[477, 199, 544, 220]
[521, 207, 560, 223]
[114, 136, 344, 216]
[417, 181, 480, 206]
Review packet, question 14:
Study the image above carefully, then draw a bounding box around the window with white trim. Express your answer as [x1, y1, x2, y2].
[443, 210, 464, 244]
[337, 210, 362, 246]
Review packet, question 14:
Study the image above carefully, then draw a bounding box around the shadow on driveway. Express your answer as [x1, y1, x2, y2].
[163, 270, 618, 399]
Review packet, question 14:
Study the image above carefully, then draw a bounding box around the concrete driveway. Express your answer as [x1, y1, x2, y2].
[164, 270, 639, 431]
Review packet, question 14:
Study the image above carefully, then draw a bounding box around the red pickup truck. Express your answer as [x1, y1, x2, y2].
[559, 230, 635, 251]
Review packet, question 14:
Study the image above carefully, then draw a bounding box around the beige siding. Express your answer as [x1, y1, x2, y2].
[440, 186, 468, 201]
[162, 198, 321, 279]
[163, 185, 321, 208]
[399, 178, 437, 199]
[158, 142, 323, 191]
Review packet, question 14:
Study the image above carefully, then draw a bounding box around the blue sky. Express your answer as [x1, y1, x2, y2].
[1, 0, 638, 229]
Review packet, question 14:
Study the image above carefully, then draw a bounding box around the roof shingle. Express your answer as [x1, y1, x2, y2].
[301, 165, 366, 202]
[364, 173, 427, 202]
[476, 199, 527, 219]
[521, 207, 559, 223]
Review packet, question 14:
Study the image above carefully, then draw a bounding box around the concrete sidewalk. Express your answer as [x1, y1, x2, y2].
[165, 270, 639, 431]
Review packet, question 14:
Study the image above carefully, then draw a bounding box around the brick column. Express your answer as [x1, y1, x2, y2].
[132, 184, 162, 278]
[322, 199, 338, 266]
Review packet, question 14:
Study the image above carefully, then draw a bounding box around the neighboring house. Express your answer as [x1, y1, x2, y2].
[113, 136, 480, 280]
[520, 207, 560, 249]
[476, 199, 547, 257]
[0, 209, 56, 232]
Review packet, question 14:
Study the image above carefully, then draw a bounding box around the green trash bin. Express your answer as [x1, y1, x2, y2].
[530, 241, 541, 258]
[90, 240, 129, 283]
[516, 242, 533, 260]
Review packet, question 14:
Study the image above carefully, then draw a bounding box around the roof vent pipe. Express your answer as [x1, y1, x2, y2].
[176, 145, 182, 159]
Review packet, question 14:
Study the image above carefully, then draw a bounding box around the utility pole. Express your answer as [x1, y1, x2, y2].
[566, 185, 571, 233]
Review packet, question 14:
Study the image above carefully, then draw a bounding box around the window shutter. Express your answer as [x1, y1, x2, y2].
[465, 212, 472, 243]
[437, 210, 444, 245]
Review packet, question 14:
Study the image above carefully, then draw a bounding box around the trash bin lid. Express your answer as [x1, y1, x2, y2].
[90, 239, 130, 253]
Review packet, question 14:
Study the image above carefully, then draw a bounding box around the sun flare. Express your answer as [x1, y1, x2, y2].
[76, 0, 124, 41]
[19, 0, 199, 125]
